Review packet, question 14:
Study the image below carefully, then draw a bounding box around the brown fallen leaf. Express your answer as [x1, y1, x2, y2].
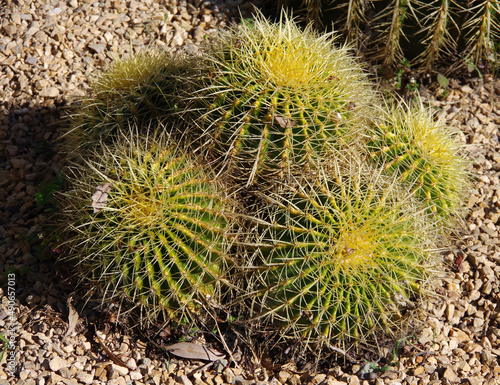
[91, 183, 113, 213]
[64, 296, 79, 338]
[165, 342, 225, 361]
[274, 115, 297, 129]
[94, 332, 130, 369]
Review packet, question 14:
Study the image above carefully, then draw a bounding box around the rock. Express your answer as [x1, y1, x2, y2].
[449, 329, 469, 344]
[39, 87, 60, 98]
[75, 372, 94, 384]
[49, 356, 67, 372]
[87, 43, 106, 54]
[25, 56, 38, 65]
[326, 379, 348, 385]
[110, 363, 129, 377]
[413, 367, 425, 376]
[442, 367, 460, 383]
[418, 327, 434, 345]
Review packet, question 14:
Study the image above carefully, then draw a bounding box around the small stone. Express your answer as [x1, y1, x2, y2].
[277, 371, 290, 383]
[193, 26, 205, 41]
[25, 56, 38, 65]
[466, 377, 485, 385]
[449, 329, 469, 344]
[457, 360, 471, 372]
[39, 87, 60, 97]
[442, 367, 460, 383]
[446, 303, 455, 322]
[110, 363, 129, 377]
[129, 371, 142, 381]
[10, 158, 26, 169]
[49, 356, 67, 372]
[310, 374, 327, 385]
[473, 317, 484, 328]
[181, 374, 194, 385]
[326, 378, 348, 385]
[172, 32, 184, 46]
[418, 327, 434, 345]
[88, 44, 106, 54]
[413, 367, 425, 376]
[75, 372, 94, 384]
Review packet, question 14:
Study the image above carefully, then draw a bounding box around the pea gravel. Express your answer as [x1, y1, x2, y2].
[1, 1, 500, 384]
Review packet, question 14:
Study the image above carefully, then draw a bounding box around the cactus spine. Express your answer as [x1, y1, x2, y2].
[367, 101, 470, 223]
[246, 163, 439, 347]
[65, 50, 192, 153]
[59, 129, 240, 322]
[188, 13, 378, 188]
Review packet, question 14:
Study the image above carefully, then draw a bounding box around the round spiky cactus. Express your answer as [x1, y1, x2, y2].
[367, 100, 470, 223]
[59, 128, 240, 323]
[188, 13, 378, 188]
[65, 50, 192, 153]
[246, 162, 439, 348]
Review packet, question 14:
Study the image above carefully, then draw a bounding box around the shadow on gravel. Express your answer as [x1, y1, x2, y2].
[0, 98, 77, 320]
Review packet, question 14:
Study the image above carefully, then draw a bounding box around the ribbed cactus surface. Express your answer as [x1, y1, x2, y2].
[274, 0, 500, 72]
[367, 102, 470, 223]
[66, 51, 192, 153]
[247, 164, 437, 345]
[189, 14, 377, 188]
[59, 131, 239, 322]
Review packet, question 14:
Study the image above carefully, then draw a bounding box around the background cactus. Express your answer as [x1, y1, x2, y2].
[187, 13, 378, 189]
[366, 100, 470, 223]
[64, 50, 193, 154]
[272, 0, 500, 73]
[245, 162, 439, 348]
[58, 128, 241, 323]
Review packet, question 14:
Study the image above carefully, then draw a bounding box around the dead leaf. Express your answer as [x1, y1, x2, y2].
[95, 332, 130, 369]
[274, 115, 297, 129]
[64, 296, 79, 338]
[165, 342, 225, 361]
[91, 183, 112, 213]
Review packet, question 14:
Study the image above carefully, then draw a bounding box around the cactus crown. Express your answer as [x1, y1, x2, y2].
[64, 50, 192, 154]
[368, 100, 471, 222]
[246, 162, 439, 347]
[188, 12, 378, 188]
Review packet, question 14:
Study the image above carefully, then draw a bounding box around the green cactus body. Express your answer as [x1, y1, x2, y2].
[190, 14, 377, 188]
[66, 51, 192, 153]
[247, 165, 437, 346]
[367, 102, 470, 223]
[60, 131, 239, 322]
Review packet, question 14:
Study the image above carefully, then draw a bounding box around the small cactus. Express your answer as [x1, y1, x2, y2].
[65, 50, 192, 153]
[367, 101, 470, 224]
[59, 128, 241, 323]
[245, 162, 439, 348]
[188, 12, 378, 188]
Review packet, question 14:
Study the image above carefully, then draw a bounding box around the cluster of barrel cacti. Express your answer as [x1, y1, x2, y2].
[273, 0, 500, 73]
[58, 12, 470, 353]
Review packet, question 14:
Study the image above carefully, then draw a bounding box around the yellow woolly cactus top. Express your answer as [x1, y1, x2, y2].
[334, 228, 375, 268]
[211, 12, 372, 92]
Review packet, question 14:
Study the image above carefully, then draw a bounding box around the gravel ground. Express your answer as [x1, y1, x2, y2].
[1, 1, 500, 384]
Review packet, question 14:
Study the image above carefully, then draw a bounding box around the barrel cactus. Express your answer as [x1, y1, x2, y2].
[59, 129, 241, 323]
[245, 162, 439, 347]
[367, 101, 470, 224]
[273, 0, 500, 72]
[65, 50, 192, 154]
[187, 13, 378, 189]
